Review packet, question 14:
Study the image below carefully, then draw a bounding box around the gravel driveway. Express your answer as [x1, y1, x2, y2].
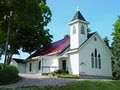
[0, 74, 76, 88]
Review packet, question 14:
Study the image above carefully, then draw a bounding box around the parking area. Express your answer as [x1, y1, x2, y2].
[0, 74, 75, 88]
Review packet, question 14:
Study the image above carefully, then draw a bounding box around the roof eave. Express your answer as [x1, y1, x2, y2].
[68, 19, 89, 25]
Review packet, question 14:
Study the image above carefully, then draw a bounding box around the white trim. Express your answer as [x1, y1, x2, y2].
[46, 51, 58, 55]
[68, 19, 89, 25]
[32, 56, 41, 59]
[67, 49, 78, 54]
[79, 32, 113, 57]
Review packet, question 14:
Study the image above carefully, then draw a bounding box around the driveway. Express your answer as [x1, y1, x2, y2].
[0, 74, 76, 88]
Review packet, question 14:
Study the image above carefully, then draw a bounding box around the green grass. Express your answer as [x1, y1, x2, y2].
[57, 74, 79, 79]
[1, 80, 120, 90]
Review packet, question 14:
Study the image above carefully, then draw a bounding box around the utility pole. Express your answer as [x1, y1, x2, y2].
[4, 11, 12, 64]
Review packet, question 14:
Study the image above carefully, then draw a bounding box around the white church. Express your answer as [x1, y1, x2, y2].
[11, 10, 113, 79]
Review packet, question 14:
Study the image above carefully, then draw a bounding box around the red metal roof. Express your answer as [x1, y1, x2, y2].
[28, 37, 70, 58]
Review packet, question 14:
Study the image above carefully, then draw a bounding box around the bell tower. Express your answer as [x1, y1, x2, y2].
[69, 9, 89, 49]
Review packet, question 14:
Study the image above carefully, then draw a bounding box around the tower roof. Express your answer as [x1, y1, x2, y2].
[71, 10, 86, 21]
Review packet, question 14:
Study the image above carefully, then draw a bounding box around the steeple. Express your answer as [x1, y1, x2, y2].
[71, 10, 86, 21]
[69, 9, 89, 49]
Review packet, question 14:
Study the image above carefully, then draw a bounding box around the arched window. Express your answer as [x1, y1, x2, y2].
[38, 61, 41, 70]
[98, 54, 101, 69]
[73, 26, 76, 34]
[81, 25, 85, 34]
[95, 49, 97, 68]
[91, 53, 94, 68]
[94, 37, 97, 41]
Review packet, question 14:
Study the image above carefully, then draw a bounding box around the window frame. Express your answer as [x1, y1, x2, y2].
[81, 25, 85, 34]
[73, 25, 76, 34]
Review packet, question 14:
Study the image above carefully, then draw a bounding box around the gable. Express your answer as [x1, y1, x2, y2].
[79, 32, 113, 57]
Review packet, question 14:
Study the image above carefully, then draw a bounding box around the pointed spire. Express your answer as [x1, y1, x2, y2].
[71, 10, 86, 21]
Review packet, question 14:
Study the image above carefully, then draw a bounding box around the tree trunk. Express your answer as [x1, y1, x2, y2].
[7, 52, 13, 64]
[4, 52, 13, 64]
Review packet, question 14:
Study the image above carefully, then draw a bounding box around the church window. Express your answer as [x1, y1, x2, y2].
[91, 49, 102, 69]
[29, 63, 32, 72]
[95, 49, 97, 68]
[38, 61, 41, 70]
[98, 54, 101, 69]
[81, 25, 85, 34]
[73, 26, 76, 34]
[94, 37, 97, 41]
[91, 53, 94, 68]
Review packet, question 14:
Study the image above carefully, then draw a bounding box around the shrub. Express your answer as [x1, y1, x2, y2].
[0, 64, 3, 70]
[50, 69, 69, 76]
[2, 64, 19, 76]
[0, 64, 20, 85]
[0, 64, 2, 70]
[56, 69, 69, 74]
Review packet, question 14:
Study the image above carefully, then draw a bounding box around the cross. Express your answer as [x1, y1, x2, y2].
[77, 0, 79, 11]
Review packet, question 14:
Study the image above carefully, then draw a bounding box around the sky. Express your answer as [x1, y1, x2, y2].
[0, 0, 120, 62]
[47, 0, 120, 42]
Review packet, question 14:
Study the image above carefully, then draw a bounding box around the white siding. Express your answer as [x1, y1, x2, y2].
[10, 60, 18, 68]
[42, 56, 59, 73]
[69, 21, 88, 49]
[79, 34, 112, 77]
[67, 52, 79, 76]
[26, 56, 59, 74]
[18, 63, 26, 73]
[26, 60, 38, 74]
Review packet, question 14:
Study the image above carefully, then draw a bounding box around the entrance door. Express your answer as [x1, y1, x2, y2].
[62, 60, 66, 71]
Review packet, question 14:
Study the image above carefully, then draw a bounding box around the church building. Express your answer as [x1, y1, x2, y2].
[11, 9, 113, 79]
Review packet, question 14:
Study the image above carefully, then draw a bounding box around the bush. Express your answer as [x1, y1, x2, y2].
[0, 64, 3, 70]
[55, 69, 69, 74]
[50, 69, 69, 76]
[0, 64, 20, 85]
[2, 64, 19, 76]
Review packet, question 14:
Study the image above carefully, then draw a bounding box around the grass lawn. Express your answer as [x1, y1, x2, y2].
[1, 80, 120, 90]
[50, 73, 79, 79]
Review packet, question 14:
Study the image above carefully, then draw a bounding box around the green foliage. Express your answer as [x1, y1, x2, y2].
[49, 69, 78, 79]
[51, 69, 69, 75]
[1, 64, 19, 75]
[103, 36, 110, 48]
[111, 16, 120, 79]
[0, 0, 52, 64]
[64, 34, 70, 39]
[0, 64, 3, 70]
[87, 28, 92, 34]
[57, 74, 79, 79]
[50, 69, 69, 76]
[0, 64, 20, 85]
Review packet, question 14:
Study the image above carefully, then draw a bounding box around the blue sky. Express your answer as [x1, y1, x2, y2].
[47, 0, 120, 43]
[0, 0, 120, 62]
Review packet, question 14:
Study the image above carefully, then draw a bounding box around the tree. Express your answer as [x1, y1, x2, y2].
[103, 36, 110, 48]
[87, 28, 91, 34]
[0, 0, 53, 64]
[64, 34, 70, 39]
[111, 16, 120, 79]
